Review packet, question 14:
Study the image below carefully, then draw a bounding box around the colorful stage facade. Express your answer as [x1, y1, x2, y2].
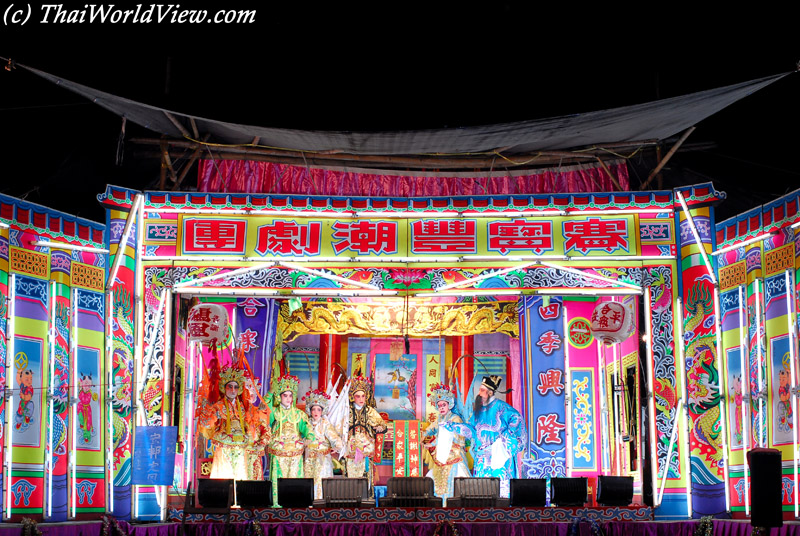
[0, 182, 797, 523]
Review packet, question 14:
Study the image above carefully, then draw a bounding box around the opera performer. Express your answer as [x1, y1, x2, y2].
[345, 375, 387, 487]
[422, 383, 471, 502]
[267, 374, 314, 506]
[449, 375, 527, 498]
[302, 388, 344, 500]
[196, 363, 271, 480]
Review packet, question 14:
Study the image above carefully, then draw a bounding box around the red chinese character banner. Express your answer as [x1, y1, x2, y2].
[175, 215, 639, 259]
[520, 296, 567, 479]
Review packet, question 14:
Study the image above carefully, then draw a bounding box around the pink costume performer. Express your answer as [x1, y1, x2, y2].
[302, 389, 344, 500]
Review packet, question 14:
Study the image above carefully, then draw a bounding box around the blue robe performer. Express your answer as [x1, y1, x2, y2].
[450, 375, 527, 498]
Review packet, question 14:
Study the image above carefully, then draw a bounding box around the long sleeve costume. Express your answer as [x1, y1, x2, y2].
[423, 410, 471, 502]
[304, 415, 344, 500]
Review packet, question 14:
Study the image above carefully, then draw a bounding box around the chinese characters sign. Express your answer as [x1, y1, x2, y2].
[176, 215, 639, 258]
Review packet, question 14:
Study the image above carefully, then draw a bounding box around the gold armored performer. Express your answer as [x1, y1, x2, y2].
[345, 375, 387, 488]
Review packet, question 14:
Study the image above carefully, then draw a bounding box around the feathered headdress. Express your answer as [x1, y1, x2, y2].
[302, 388, 331, 415]
[427, 382, 455, 409]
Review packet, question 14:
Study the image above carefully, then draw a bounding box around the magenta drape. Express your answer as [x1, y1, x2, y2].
[197, 160, 629, 197]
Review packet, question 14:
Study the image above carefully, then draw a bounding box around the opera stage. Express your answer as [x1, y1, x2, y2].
[7, 513, 795, 536]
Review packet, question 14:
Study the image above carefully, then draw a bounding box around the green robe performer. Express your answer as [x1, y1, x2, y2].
[267, 374, 314, 507]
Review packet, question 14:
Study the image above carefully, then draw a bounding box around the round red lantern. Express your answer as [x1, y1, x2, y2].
[590, 300, 635, 345]
[187, 303, 229, 346]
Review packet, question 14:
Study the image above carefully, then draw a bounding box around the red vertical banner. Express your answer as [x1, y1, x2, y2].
[392, 422, 405, 477]
[407, 421, 420, 477]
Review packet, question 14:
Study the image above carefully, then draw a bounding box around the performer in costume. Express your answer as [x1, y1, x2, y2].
[196, 361, 271, 481]
[449, 375, 527, 498]
[422, 383, 471, 503]
[302, 388, 344, 500]
[345, 375, 387, 488]
[268, 374, 314, 507]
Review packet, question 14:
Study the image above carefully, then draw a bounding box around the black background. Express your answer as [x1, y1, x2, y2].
[2, 4, 798, 224]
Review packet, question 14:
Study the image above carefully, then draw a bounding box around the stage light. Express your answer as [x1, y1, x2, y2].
[380, 477, 442, 507]
[450, 477, 503, 508]
[550, 477, 588, 507]
[320, 478, 371, 508]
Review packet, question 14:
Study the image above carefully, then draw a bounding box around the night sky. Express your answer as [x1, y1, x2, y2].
[1, 5, 798, 224]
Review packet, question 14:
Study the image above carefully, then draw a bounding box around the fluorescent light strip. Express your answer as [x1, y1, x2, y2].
[174, 262, 275, 288]
[565, 208, 673, 215]
[105, 290, 114, 515]
[712, 286, 731, 511]
[161, 289, 172, 522]
[643, 288, 660, 508]
[674, 296, 692, 518]
[712, 232, 775, 257]
[107, 194, 143, 291]
[416, 289, 522, 298]
[437, 261, 540, 292]
[598, 341, 611, 474]
[755, 278, 765, 447]
[536, 288, 643, 296]
[349, 256, 463, 263]
[563, 308, 572, 478]
[791, 221, 800, 229]
[539, 261, 643, 292]
[738, 285, 751, 516]
[0, 221, 9, 229]
[675, 191, 717, 286]
[132, 198, 145, 520]
[461, 255, 568, 261]
[280, 261, 380, 290]
[786, 270, 799, 517]
[355, 211, 460, 218]
[612, 340, 622, 476]
[31, 240, 110, 254]
[147, 207, 341, 217]
[47, 281, 56, 519]
[70, 287, 78, 519]
[4, 274, 16, 520]
[293, 289, 398, 297]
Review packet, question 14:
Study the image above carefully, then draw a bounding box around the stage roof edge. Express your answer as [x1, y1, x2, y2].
[1, 191, 106, 247]
[97, 183, 725, 213]
[716, 186, 800, 247]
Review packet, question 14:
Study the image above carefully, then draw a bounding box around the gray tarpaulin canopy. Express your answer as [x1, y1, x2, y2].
[21, 63, 789, 156]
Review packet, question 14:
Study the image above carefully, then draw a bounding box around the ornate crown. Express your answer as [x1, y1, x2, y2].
[349, 375, 372, 399]
[302, 388, 331, 415]
[274, 374, 300, 397]
[218, 366, 247, 394]
[428, 382, 455, 409]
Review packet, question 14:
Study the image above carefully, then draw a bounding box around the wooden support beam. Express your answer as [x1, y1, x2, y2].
[595, 157, 623, 191]
[640, 127, 696, 190]
[172, 134, 211, 191]
[163, 111, 191, 139]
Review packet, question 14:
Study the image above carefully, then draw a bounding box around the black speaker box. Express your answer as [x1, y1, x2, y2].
[278, 478, 315, 508]
[596, 475, 634, 506]
[550, 477, 588, 507]
[236, 480, 273, 508]
[510, 478, 547, 507]
[748, 448, 783, 528]
[197, 478, 233, 508]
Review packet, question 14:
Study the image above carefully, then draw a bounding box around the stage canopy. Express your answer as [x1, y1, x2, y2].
[19, 63, 789, 156]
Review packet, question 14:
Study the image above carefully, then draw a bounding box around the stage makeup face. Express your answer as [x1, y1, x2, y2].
[225, 382, 239, 400]
[353, 390, 366, 406]
[477, 384, 493, 404]
[281, 391, 294, 407]
[437, 400, 449, 416]
[311, 405, 323, 420]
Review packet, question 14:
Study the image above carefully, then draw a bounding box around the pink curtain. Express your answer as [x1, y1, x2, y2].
[198, 160, 629, 197]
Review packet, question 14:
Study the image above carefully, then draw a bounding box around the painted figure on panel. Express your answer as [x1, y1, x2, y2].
[422, 383, 471, 503]
[197, 360, 272, 481]
[345, 375, 387, 488]
[451, 375, 527, 498]
[302, 388, 344, 500]
[267, 374, 314, 507]
[16, 368, 35, 431]
[77, 373, 98, 443]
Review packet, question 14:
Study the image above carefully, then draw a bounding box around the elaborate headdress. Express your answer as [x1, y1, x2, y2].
[274, 374, 300, 398]
[219, 365, 247, 395]
[302, 388, 331, 415]
[428, 383, 455, 409]
[349, 375, 373, 400]
[481, 375, 503, 393]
